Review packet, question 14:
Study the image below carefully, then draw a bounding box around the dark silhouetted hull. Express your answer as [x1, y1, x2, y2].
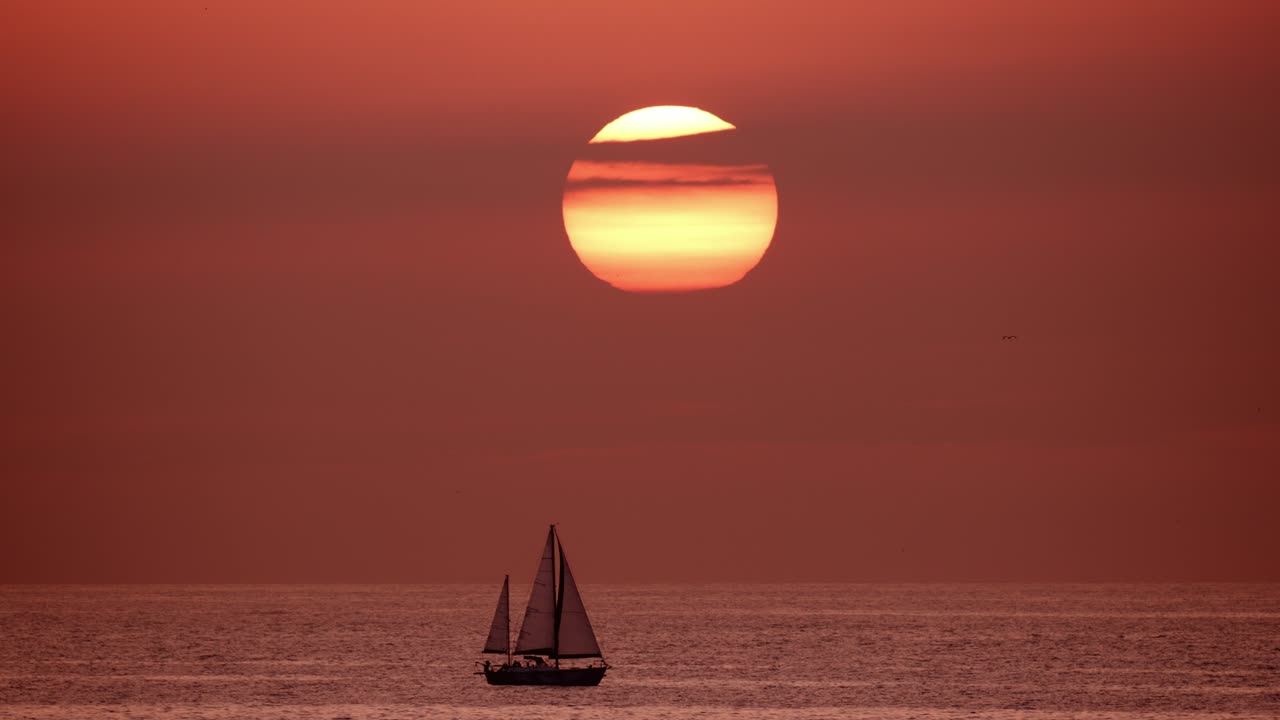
[484, 666, 606, 686]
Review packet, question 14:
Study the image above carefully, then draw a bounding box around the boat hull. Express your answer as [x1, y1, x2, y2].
[484, 666, 606, 686]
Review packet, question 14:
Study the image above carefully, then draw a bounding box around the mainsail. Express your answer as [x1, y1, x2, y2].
[482, 575, 510, 655]
[513, 526, 557, 655]
[555, 538, 603, 659]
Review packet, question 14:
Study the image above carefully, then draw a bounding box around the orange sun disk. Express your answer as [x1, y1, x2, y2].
[562, 106, 778, 292]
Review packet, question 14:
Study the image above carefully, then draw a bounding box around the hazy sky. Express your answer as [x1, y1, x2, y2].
[3, 1, 1278, 582]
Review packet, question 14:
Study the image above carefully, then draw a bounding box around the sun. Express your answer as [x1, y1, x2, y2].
[562, 106, 779, 293]
[588, 106, 736, 143]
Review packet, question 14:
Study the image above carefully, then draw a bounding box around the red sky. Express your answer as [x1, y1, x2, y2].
[3, 1, 1278, 582]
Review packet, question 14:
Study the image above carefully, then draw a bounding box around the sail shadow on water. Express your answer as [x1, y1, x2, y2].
[477, 525, 610, 686]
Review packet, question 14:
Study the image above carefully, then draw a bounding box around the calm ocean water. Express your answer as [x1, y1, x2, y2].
[1, 584, 1277, 719]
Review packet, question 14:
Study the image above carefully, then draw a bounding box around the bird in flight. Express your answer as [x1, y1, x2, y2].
[1001, 335, 1019, 341]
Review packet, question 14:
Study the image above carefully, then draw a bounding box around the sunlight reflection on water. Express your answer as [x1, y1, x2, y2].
[1, 584, 1277, 720]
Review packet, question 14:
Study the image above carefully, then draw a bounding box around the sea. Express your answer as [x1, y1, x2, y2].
[1, 584, 1277, 720]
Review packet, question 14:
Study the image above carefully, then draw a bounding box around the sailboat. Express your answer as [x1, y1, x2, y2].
[479, 525, 609, 686]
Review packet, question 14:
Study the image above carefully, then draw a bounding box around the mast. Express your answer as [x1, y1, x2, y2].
[552, 524, 560, 669]
[505, 574, 511, 665]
